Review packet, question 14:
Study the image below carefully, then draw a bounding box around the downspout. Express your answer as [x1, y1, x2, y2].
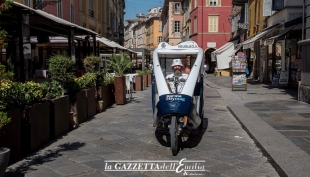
[302, 0, 305, 40]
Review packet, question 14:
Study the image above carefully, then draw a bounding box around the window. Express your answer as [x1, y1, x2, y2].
[158, 36, 162, 43]
[70, 3, 74, 23]
[272, 0, 284, 10]
[174, 3, 181, 14]
[174, 21, 180, 32]
[207, 0, 221, 7]
[89, 0, 94, 18]
[57, 0, 62, 18]
[23, 0, 30, 6]
[159, 25, 162, 32]
[208, 15, 218, 32]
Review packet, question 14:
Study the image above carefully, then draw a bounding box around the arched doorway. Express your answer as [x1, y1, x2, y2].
[205, 48, 216, 73]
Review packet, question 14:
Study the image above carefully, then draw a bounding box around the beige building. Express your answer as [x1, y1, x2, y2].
[160, 0, 183, 45]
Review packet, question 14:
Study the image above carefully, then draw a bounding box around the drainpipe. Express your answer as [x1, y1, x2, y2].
[302, 0, 305, 40]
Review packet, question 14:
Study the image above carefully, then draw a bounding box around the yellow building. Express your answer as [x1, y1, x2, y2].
[145, 12, 162, 50]
[248, 0, 268, 38]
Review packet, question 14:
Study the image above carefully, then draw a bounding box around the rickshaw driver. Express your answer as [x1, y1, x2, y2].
[166, 59, 189, 130]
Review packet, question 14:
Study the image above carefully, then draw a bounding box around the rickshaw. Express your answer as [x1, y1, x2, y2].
[152, 41, 205, 155]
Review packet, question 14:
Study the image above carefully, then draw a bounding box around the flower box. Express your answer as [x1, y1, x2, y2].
[114, 76, 126, 105]
[69, 90, 87, 126]
[143, 74, 147, 89]
[135, 76, 143, 91]
[21, 101, 50, 154]
[49, 95, 70, 139]
[0, 109, 21, 164]
[86, 88, 96, 118]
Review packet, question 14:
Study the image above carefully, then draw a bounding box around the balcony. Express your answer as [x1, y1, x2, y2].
[174, 32, 181, 38]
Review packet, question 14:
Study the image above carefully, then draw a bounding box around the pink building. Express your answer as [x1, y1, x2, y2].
[43, 0, 79, 25]
[187, 0, 232, 73]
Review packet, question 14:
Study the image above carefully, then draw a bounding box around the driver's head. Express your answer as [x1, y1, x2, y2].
[171, 59, 183, 76]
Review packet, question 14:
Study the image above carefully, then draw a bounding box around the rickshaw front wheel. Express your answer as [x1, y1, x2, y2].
[170, 116, 178, 156]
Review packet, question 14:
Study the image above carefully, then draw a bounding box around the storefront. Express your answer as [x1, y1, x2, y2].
[263, 24, 302, 87]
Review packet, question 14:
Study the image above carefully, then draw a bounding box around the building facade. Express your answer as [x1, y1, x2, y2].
[160, 0, 183, 46]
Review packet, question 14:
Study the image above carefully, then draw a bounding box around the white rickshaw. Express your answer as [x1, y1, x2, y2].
[152, 41, 205, 155]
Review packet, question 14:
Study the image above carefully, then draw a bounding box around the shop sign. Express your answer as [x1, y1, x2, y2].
[263, 0, 272, 16]
[207, 42, 216, 48]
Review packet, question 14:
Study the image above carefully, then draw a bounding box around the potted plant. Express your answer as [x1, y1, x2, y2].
[75, 73, 97, 119]
[0, 112, 11, 177]
[83, 56, 102, 115]
[48, 55, 82, 129]
[135, 70, 144, 91]
[107, 53, 133, 105]
[18, 81, 50, 154]
[41, 81, 69, 140]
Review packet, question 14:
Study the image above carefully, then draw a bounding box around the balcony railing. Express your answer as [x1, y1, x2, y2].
[174, 32, 181, 38]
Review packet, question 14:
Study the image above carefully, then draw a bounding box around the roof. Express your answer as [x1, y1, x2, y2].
[13, 2, 97, 36]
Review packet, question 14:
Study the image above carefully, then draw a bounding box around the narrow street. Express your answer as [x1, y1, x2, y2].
[5, 75, 279, 177]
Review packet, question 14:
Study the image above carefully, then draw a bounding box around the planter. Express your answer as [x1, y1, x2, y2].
[143, 74, 147, 89]
[0, 109, 21, 164]
[135, 76, 143, 91]
[21, 101, 50, 154]
[69, 90, 87, 126]
[50, 95, 70, 140]
[0, 147, 10, 177]
[96, 85, 107, 112]
[106, 84, 115, 107]
[86, 88, 96, 118]
[147, 74, 152, 86]
[114, 76, 126, 105]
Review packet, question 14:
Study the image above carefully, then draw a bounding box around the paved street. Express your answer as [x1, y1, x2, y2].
[5, 75, 280, 177]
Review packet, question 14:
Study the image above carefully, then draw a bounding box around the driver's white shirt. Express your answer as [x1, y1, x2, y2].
[166, 73, 188, 93]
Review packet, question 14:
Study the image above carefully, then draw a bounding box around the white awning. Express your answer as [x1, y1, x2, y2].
[96, 37, 118, 48]
[242, 24, 280, 49]
[216, 43, 238, 70]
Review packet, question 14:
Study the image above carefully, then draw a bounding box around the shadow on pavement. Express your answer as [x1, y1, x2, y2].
[154, 118, 208, 152]
[5, 142, 86, 176]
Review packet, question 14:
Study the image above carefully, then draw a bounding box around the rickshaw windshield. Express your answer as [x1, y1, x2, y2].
[157, 54, 197, 77]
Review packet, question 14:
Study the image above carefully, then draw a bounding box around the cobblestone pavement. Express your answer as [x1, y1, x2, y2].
[207, 75, 310, 155]
[5, 77, 279, 177]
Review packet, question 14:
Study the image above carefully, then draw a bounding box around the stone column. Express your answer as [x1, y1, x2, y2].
[297, 0, 310, 104]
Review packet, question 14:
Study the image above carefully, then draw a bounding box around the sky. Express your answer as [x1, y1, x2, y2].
[124, 0, 163, 20]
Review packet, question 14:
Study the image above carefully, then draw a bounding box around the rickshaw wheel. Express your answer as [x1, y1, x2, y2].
[170, 116, 178, 156]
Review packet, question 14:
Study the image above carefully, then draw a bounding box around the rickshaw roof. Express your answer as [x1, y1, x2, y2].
[155, 41, 202, 55]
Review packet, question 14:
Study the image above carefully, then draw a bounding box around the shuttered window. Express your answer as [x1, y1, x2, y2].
[208, 15, 218, 32]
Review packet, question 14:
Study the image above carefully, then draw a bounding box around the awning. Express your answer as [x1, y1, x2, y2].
[264, 25, 296, 45]
[242, 24, 280, 50]
[14, 2, 98, 36]
[211, 40, 240, 70]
